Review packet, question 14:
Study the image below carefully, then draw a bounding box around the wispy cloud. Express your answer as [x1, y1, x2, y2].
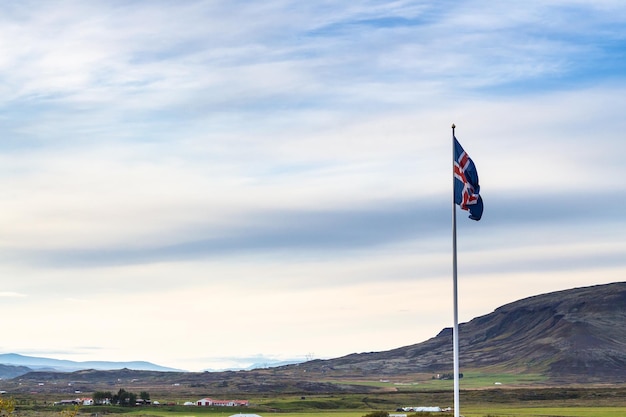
[0, 292, 26, 298]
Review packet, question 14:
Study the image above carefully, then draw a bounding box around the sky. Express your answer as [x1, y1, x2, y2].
[1, 1, 625, 372]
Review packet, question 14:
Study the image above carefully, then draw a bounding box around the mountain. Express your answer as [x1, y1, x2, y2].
[0, 353, 181, 378]
[4, 282, 625, 388]
[0, 363, 32, 379]
[292, 282, 626, 382]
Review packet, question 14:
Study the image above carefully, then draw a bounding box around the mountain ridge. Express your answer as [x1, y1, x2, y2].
[0, 353, 182, 375]
[291, 281, 626, 382]
[3, 282, 625, 387]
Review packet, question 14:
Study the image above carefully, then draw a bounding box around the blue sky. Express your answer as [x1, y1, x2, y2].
[1, 1, 625, 371]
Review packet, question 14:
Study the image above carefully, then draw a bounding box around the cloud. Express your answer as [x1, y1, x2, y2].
[0, 292, 26, 298]
[0, 0, 625, 371]
[1, 197, 440, 266]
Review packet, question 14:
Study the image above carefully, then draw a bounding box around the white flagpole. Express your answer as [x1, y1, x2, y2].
[451, 123, 460, 417]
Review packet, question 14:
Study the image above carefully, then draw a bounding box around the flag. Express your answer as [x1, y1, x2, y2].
[454, 136, 483, 221]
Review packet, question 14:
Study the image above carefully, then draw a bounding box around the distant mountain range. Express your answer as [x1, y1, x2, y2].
[0, 353, 302, 379]
[3, 282, 625, 388]
[0, 353, 182, 376]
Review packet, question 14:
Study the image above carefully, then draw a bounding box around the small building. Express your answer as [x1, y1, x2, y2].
[402, 406, 442, 412]
[197, 398, 249, 407]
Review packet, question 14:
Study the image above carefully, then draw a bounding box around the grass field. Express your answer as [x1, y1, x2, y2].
[118, 407, 626, 417]
[461, 406, 626, 416]
[7, 382, 626, 417]
[327, 371, 548, 391]
[9, 402, 626, 417]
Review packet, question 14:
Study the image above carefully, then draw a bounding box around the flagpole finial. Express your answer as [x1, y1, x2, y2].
[451, 123, 455, 129]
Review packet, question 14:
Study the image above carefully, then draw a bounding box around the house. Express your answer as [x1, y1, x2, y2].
[197, 398, 249, 407]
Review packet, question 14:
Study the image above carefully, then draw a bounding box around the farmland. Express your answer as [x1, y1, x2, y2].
[4, 381, 626, 417]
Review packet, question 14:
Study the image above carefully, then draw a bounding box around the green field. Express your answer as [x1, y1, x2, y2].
[118, 407, 626, 417]
[6, 382, 626, 417]
[8, 401, 626, 417]
[461, 406, 626, 416]
[328, 371, 548, 391]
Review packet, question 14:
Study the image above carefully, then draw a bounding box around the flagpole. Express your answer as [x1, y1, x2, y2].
[451, 123, 460, 417]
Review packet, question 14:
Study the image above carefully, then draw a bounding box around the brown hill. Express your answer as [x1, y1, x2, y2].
[6, 282, 626, 393]
[293, 282, 626, 382]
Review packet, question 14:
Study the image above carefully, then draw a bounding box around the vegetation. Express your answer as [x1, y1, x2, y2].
[93, 391, 113, 405]
[1, 385, 625, 417]
[58, 405, 80, 417]
[461, 406, 626, 417]
[0, 397, 15, 417]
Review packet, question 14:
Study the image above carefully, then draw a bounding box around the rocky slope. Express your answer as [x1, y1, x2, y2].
[294, 282, 626, 382]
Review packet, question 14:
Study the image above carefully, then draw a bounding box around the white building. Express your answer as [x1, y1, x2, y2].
[402, 406, 442, 412]
[228, 414, 262, 417]
[197, 398, 249, 407]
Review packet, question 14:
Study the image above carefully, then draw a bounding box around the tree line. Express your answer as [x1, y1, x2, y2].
[93, 389, 150, 406]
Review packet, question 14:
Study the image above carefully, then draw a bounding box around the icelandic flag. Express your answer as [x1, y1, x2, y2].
[454, 137, 483, 221]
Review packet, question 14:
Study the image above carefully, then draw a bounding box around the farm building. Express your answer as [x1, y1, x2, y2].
[197, 398, 249, 407]
[402, 406, 442, 412]
[54, 398, 94, 406]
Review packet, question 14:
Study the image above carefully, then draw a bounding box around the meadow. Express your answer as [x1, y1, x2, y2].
[5, 372, 626, 417]
[8, 390, 626, 417]
[96, 405, 626, 417]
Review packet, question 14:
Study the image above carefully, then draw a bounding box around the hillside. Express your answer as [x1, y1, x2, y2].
[0, 363, 32, 379]
[293, 282, 626, 382]
[4, 282, 625, 392]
